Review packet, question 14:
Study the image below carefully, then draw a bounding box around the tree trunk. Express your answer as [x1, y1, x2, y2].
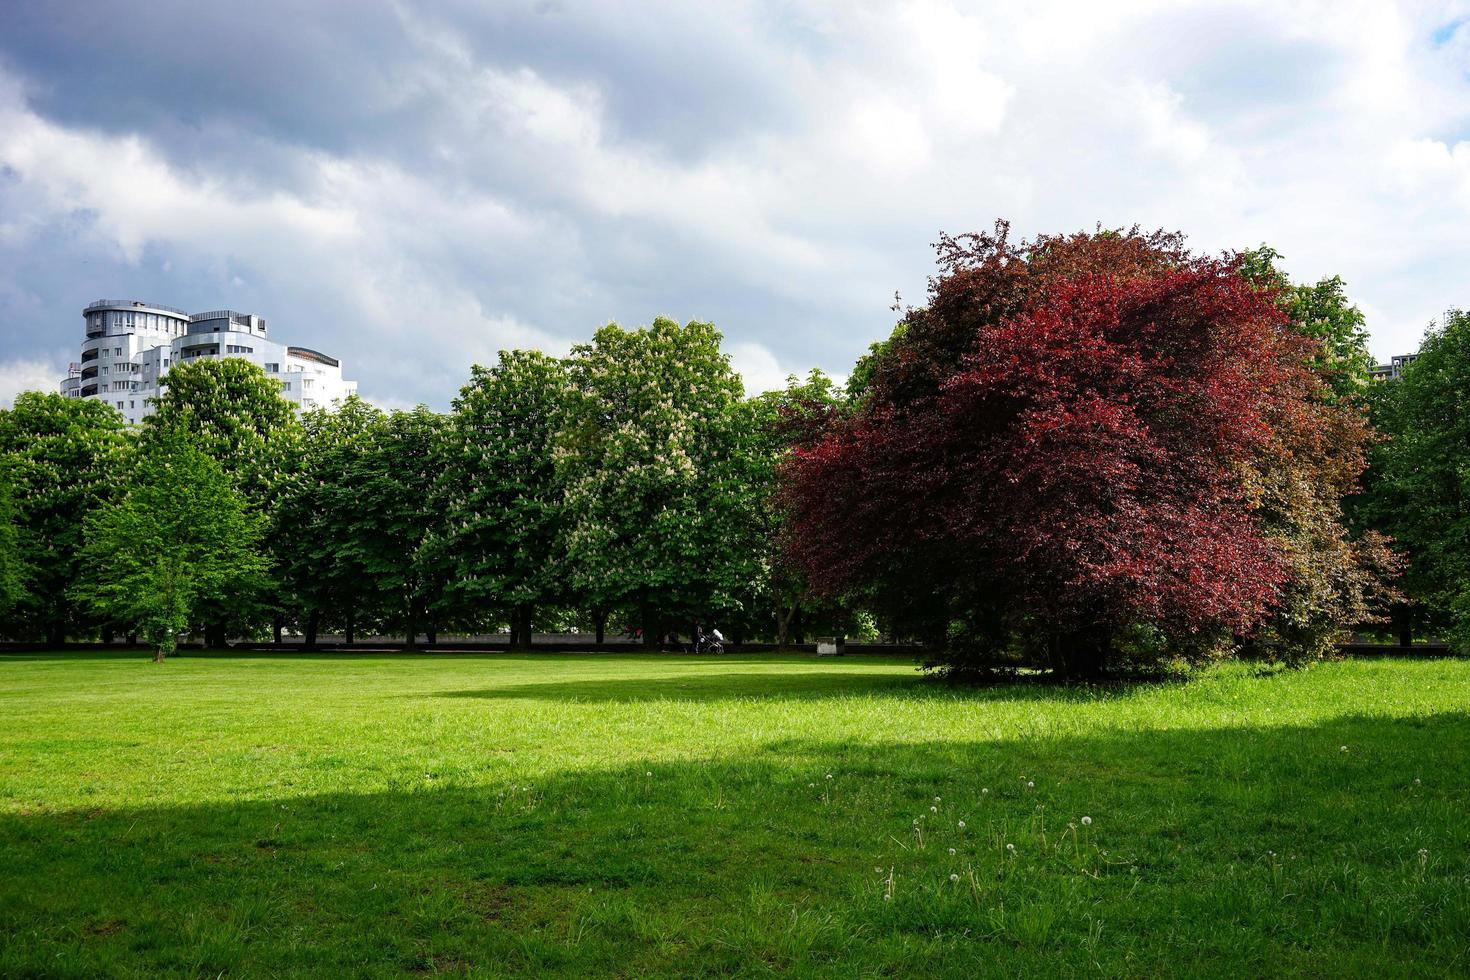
[405, 602, 418, 649]
[127, 632, 138, 646]
[513, 606, 530, 648]
[1395, 605, 1413, 648]
[46, 621, 65, 648]
[154, 646, 166, 663]
[345, 607, 355, 646]
[1055, 626, 1111, 680]
[101, 625, 115, 644]
[640, 591, 656, 648]
[426, 618, 438, 646]
[205, 621, 227, 649]
[304, 609, 321, 650]
[776, 604, 797, 648]
[272, 614, 283, 645]
[594, 609, 607, 645]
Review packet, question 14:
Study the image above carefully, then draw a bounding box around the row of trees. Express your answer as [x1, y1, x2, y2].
[0, 221, 1463, 673]
[0, 320, 855, 660]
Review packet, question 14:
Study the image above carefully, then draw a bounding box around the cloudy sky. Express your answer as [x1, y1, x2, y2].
[2, 1, 1469, 408]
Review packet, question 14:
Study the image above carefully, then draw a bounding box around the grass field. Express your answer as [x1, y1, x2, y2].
[1, 652, 1468, 977]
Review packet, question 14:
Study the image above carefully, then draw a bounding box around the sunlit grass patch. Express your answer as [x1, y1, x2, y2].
[0, 653, 1467, 975]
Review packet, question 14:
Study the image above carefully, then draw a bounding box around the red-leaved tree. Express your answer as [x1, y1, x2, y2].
[783, 226, 1322, 676]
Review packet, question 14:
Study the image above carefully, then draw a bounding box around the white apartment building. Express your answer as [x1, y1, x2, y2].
[61, 299, 357, 425]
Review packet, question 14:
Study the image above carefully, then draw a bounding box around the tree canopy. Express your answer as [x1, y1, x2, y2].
[781, 225, 1389, 675]
[559, 317, 750, 642]
[0, 393, 131, 644]
[71, 422, 269, 661]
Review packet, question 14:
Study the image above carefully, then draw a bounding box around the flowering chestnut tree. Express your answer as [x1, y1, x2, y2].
[558, 317, 751, 644]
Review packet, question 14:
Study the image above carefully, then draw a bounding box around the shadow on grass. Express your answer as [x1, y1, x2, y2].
[2, 712, 1467, 976]
[427, 665, 1187, 705]
[431, 669, 932, 703]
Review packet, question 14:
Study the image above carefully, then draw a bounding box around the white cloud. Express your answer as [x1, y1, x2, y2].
[729, 341, 799, 397]
[4, 0, 1470, 404]
[0, 358, 65, 408]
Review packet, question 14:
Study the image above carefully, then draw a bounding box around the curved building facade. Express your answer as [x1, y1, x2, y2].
[62, 300, 357, 425]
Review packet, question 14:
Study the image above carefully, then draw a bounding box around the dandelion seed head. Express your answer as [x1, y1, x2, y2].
[1081, 816, 1092, 826]
[1340, 745, 1348, 752]
[950, 873, 960, 882]
[948, 847, 956, 855]
[1006, 843, 1015, 852]
[957, 820, 966, 829]
[1026, 781, 1035, 789]
[930, 805, 938, 813]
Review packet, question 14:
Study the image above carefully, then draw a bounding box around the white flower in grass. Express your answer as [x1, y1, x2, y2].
[934, 796, 942, 803]
[826, 773, 833, 780]
[957, 820, 966, 829]
[808, 783, 815, 788]
[1414, 778, 1421, 786]
[645, 772, 652, 778]
[950, 873, 960, 882]
[913, 819, 921, 827]
[1005, 843, 1016, 853]
[948, 848, 957, 856]
[883, 894, 892, 902]
[1026, 781, 1034, 789]
[981, 788, 989, 795]
[1081, 816, 1092, 826]
[1340, 745, 1348, 753]
[930, 805, 938, 813]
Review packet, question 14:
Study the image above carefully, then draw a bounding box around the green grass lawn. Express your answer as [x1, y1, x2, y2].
[1, 652, 1468, 977]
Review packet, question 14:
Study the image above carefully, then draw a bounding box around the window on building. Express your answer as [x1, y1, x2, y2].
[283, 382, 291, 390]
[265, 363, 279, 372]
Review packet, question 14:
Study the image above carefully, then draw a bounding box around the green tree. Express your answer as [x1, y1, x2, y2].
[1362, 310, 1470, 648]
[71, 422, 270, 661]
[559, 317, 750, 645]
[0, 465, 25, 618]
[1238, 246, 1376, 401]
[142, 359, 299, 644]
[142, 359, 298, 486]
[347, 406, 446, 644]
[430, 351, 570, 646]
[273, 396, 384, 645]
[0, 394, 131, 644]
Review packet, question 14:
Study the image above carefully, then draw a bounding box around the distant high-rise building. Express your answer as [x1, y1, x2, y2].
[1369, 353, 1418, 381]
[61, 299, 357, 425]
